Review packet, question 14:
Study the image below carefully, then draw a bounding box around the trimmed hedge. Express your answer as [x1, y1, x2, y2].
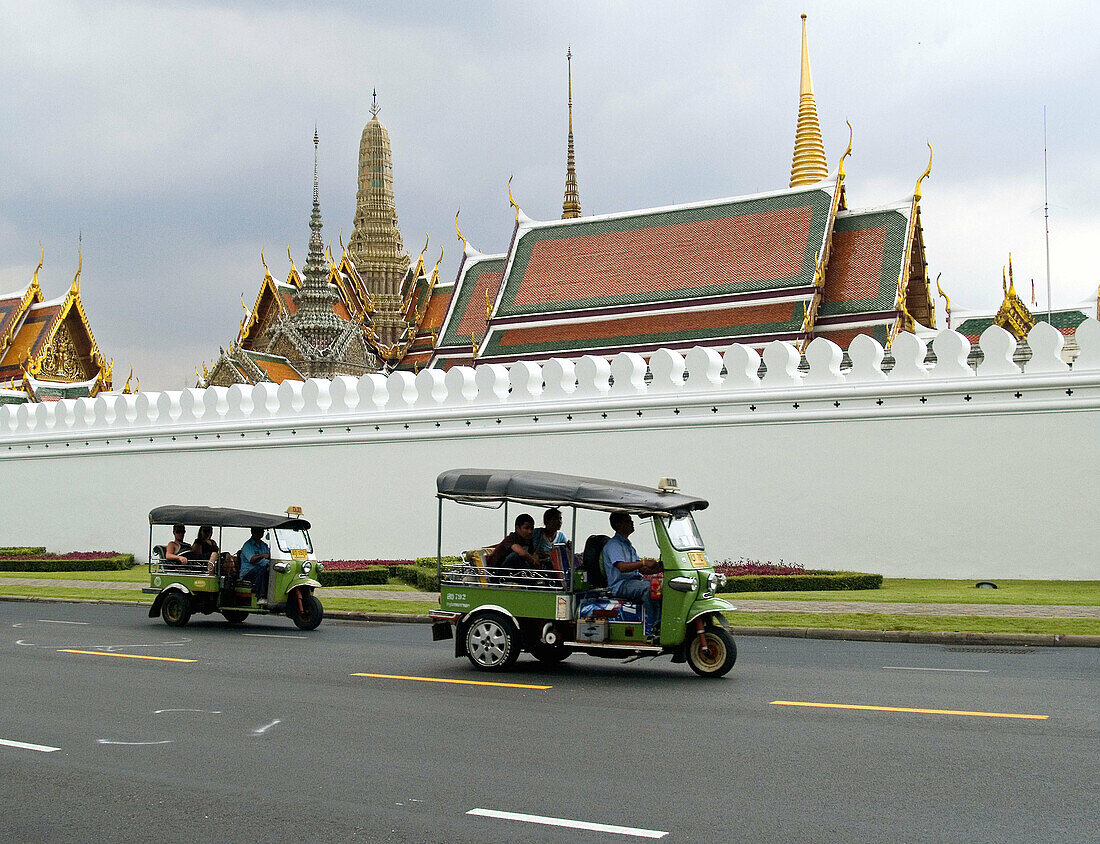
[0, 554, 136, 572]
[318, 567, 390, 587]
[718, 571, 882, 593]
[0, 547, 47, 557]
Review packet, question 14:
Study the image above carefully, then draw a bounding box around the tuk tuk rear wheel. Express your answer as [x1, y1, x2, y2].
[465, 613, 519, 671]
[221, 610, 248, 624]
[687, 624, 736, 678]
[290, 593, 324, 631]
[161, 592, 192, 627]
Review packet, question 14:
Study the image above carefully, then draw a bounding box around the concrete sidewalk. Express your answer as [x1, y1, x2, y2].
[1, 577, 1098, 618]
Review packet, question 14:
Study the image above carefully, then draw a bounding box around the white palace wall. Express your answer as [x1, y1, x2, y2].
[2, 322, 1098, 579]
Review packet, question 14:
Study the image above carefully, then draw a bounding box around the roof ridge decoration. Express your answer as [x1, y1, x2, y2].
[993, 254, 1035, 340]
[888, 143, 935, 343]
[799, 128, 851, 348]
[936, 273, 951, 328]
[0, 247, 45, 360]
[562, 47, 581, 219]
[789, 14, 829, 188]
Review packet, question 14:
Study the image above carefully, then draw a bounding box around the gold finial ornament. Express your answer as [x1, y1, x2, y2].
[789, 14, 829, 187]
[33, 243, 43, 284]
[260, 249, 270, 277]
[935, 273, 951, 328]
[471, 332, 479, 358]
[914, 143, 933, 200]
[562, 46, 581, 219]
[453, 211, 466, 250]
[507, 175, 520, 222]
[838, 120, 854, 179]
[486, 288, 493, 320]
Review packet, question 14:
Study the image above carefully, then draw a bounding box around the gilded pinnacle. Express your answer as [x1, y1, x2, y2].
[789, 14, 828, 187]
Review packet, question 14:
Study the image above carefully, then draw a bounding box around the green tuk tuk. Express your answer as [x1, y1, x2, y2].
[143, 505, 324, 630]
[428, 469, 737, 677]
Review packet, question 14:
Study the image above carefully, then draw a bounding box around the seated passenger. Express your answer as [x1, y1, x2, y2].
[238, 527, 272, 605]
[189, 524, 219, 573]
[532, 507, 570, 566]
[487, 513, 539, 576]
[602, 511, 662, 631]
[165, 524, 191, 566]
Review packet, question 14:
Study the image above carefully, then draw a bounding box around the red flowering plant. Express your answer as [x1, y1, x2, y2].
[315, 559, 413, 571]
[713, 558, 806, 577]
[0, 550, 124, 560]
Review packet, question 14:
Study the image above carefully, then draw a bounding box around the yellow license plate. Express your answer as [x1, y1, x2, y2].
[291, 549, 308, 561]
[688, 551, 709, 569]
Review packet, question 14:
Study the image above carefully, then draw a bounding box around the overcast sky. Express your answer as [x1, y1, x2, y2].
[1, 0, 1096, 389]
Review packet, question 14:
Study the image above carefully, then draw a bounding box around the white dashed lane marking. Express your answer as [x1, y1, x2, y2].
[883, 666, 990, 673]
[467, 808, 668, 838]
[1, 738, 60, 753]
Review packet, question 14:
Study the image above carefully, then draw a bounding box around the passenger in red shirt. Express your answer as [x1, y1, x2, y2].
[487, 513, 538, 572]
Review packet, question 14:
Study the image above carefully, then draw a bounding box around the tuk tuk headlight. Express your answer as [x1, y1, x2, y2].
[705, 572, 719, 597]
[273, 561, 290, 574]
[301, 561, 312, 575]
[716, 573, 727, 587]
[668, 576, 697, 593]
[315, 562, 324, 573]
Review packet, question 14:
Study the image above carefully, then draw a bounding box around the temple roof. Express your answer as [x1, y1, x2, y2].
[815, 201, 912, 325]
[432, 251, 507, 362]
[477, 177, 839, 361]
[955, 308, 1088, 342]
[241, 349, 304, 384]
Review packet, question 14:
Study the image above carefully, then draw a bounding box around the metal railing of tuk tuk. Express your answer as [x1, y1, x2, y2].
[439, 559, 569, 592]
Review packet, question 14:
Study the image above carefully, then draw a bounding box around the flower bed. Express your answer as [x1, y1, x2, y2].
[714, 559, 806, 577]
[0, 554, 136, 572]
[0, 550, 123, 561]
[317, 559, 413, 572]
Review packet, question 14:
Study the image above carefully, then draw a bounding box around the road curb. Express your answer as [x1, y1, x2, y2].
[2, 596, 1097, 647]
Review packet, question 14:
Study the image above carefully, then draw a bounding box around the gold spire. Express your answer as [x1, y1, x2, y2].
[789, 14, 829, 187]
[935, 273, 951, 328]
[562, 47, 581, 218]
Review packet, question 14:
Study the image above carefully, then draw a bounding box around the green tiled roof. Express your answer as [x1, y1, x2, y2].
[494, 185, 835, 318]
[437, 255, 506, 348]
[817, 208, 908, 318]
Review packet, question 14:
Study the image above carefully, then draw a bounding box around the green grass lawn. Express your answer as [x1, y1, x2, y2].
[725, 611, 1100, 636]
[0, 586, 148, 602]
[0, 567, 149, 582]
[728, 578, 1100, 606]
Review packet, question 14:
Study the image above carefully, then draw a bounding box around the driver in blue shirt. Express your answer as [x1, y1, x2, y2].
[239, 527, 272, 605]
[602, 511, 662, 632]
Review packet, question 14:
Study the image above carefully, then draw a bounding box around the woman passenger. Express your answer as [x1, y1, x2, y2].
[191, 525, 219, 572]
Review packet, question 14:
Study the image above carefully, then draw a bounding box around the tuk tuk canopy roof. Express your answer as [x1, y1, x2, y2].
[436, 469, 708, 517]
[148, 506, 311, 531]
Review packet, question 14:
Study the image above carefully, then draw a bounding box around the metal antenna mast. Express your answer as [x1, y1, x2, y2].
[1043, 106, 1052, 324]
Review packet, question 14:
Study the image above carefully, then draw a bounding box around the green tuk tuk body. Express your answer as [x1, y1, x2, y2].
[430, 469, 737, 677]
[144, 505, 324, 631]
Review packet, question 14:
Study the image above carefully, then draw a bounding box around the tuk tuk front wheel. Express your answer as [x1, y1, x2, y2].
[221, 610, 248, 624]
[289, 592, 324, 631]
[686, 624, 736, 678]
[465, 612, 520, 671]
[161, 592, 192, 627]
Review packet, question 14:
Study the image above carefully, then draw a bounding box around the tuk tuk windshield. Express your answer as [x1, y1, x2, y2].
[273, 528, 312, 554]
[662, 514, 704, 551]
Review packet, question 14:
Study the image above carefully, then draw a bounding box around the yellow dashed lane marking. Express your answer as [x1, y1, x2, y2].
[351, 672, 550, 690]
[771, 700, 1047, 720]
[57, 649, 196, 663]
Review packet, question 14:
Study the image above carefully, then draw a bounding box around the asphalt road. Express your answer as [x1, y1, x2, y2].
[2, 602, 1097, 843]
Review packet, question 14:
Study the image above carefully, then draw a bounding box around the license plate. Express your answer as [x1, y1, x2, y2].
[688, 551, 709, 569]
[291, 549, 308, 561]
